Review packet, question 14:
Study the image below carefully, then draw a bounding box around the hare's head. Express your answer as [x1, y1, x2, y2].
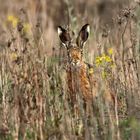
[58, 24, 90, 66]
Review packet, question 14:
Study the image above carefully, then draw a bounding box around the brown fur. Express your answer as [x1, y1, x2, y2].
[66, 58, 92, 103]
[58, 24, 93, 114]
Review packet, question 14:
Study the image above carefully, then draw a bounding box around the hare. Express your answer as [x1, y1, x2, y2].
[58, 24, 95, 114]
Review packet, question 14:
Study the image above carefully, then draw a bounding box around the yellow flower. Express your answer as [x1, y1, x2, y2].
[7, 15, 14, 21]
[10, 52, 18, 61]
[23, 23, 31, 33]
[101, 70, 107, 79]
[108, 48, 113, 55]
[7, 15, 18, 28]
[104, 55, 112, 62]
[89, 68, 94, 74]
[95, 56, 102, 66]
[95, 53, 113, 68]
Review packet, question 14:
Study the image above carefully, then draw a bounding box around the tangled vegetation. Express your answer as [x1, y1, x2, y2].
[0, 0, 139, 140]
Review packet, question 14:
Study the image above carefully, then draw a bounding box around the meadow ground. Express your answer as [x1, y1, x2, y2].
[0, 0, 140, 140]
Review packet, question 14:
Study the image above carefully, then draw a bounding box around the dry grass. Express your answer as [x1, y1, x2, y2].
[0, 0, 140, 140]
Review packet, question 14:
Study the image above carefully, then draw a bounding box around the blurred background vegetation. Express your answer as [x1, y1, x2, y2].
[0, 0, 140, 140]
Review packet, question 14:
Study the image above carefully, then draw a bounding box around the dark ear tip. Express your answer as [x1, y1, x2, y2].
[81, 24, 90, 32]
[57, 26, 66, 31]
[83, 24, 90, 27]
[57, 26, 62, 29]
[85, 23, 90, 26]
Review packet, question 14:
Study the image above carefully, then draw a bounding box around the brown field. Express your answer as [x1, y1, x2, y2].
[0, 0, 140, 140]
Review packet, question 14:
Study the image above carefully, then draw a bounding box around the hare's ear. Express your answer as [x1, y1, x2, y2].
[58, 26, 71, 45]
[76, 24, 90, 48]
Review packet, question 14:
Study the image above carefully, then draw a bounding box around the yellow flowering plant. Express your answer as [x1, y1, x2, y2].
[95, 48, 115, 79]
[7, 15, 31, 34]
[89, 67, 94, 74]
[108, 48, 113, 55]
[23, 23, 31, 33]
[10, 52, 18, 62]
[95, 54, 112, 67]
[7, 15, 19, 28]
